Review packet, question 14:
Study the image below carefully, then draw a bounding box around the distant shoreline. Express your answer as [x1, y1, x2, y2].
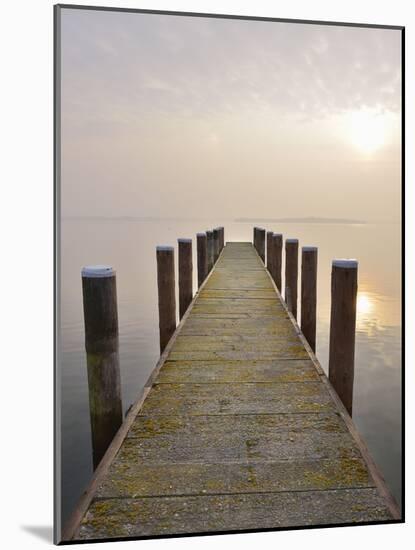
[61, 216, 399, 225]
[234, 217, 367, 225]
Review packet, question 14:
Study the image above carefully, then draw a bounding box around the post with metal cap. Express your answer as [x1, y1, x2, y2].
[272, 233, 283, 291]
[206, 230, 214, 272]
[328, 259, 358, 416]
[258, 228, 266, 263]
[301, 247, 318, 352]
[197, 232, 208, 288]
[213, 228, 220, 263]
[266, 230, 274, 273]
[178, 238, 193, 319]
[81, 265, 123, 469]
[285, 238, 299, 318]
[156, 246, 176, 352]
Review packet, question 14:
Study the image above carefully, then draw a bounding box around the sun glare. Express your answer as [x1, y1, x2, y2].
[344, 109, 387, 154]
[357, 293, 373, 316]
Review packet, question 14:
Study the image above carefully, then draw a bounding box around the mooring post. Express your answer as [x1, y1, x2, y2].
[301, 247, 318, 352]
[206, 230, 214, 272]
[285, 238, 299, 318]
[178, 238, 193, 319]
[258, 228, 266, 263]
[81, 265, 123, 469]
[213, 228, 220, 263]
[328, 259, 358, 416]
[219, 226, 224, 252]
[253, 226, 258, 252]
[271, 233, 283, 291]
[266, 230, 274, 273]
[197, 232, 208, 288]
[156, 246, 176, 353]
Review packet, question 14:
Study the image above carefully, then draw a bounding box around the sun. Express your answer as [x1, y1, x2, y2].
[344, 109, 387, 154]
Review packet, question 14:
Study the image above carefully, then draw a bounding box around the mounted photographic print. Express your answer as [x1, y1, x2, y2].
[54, 4, 404, 544]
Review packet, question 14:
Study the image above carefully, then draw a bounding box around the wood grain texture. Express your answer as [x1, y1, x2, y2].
[285, 239, 299, 319]
[328, 261, 358, 416]
[79, 489, 392, 539]
[156, 247, 176, 352]
[301, 247, 318, 352]
[178, 239, 193, 320]
[196, 233, 208, 288]
[81, 273, 122, 469]
[68, 242, 399, 542]
[271, 233, 283, 291]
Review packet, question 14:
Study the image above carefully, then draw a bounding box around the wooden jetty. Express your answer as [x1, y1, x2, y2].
[64, 241, 400, 541]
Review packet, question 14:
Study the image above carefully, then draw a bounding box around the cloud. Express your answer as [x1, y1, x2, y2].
[61, 9, 401, 130]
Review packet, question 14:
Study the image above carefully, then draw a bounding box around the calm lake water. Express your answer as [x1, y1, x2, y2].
[59, 219, 402, 525]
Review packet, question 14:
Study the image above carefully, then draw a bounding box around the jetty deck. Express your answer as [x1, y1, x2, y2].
[67, 242, 399, 541]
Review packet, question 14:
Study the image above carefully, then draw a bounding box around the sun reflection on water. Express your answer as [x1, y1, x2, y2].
[357, 293, 373, 316]
[355, 289, 400, 336]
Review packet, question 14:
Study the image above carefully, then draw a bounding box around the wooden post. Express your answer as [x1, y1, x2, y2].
[271, 233, 283, 291]
[213, 228, 220, 262]
[178, 238, 193, 319]
[197, 232, 208, 288]
[219, 226, 224, 251]
[156, 246, 176, 353]
[258, 228, 266, 263]
[81, 265, 123, 469]
[206, 230, 214, 272]
[328, 259, 358, 416]
[285, 286, 292, 312]
[285, 238, 299, 319]
[266, 230, 273, 272]
[301, 246, 318, 352]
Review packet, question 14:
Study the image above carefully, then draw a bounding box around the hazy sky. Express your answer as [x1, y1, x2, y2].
[61, 9, 401, 221]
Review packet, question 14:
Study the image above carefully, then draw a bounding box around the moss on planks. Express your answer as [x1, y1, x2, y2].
[79, 489, 392, 539]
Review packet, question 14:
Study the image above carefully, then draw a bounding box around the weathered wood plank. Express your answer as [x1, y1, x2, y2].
[96, 456, 373, 498]
[138, 382, 334, 416]
[172, 334, 302, 351]
[79, 489, 393, 539]
[156, 359, 319, 383]
[181, 316, 295, 330]
[129, 411, 348, 438]
[199, 289, 278, 299]
[191, 300, 284, 311]
[204, 277, 272, 289]
[123, 419, 358, 464]
[167, 344, 309, 360]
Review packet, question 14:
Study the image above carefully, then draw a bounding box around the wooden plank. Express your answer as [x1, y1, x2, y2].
[123, 419, 359, 463]
[181, 316, 295, 328]
[138, 382, 335, 416]
[191, 299, 283, 308]
[96, 456, 374, 498]
[129, 411, 348, 438]
[156, 359, 319, 383]
[172, 334, 303, 351]
[167, 344, 309, 360]
[199, 289, 278, 299]
[78, 489, 393, 540]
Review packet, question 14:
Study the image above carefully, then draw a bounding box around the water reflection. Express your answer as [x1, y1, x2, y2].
[356, 288, 401, 336]
[357, 292, 373, 317]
